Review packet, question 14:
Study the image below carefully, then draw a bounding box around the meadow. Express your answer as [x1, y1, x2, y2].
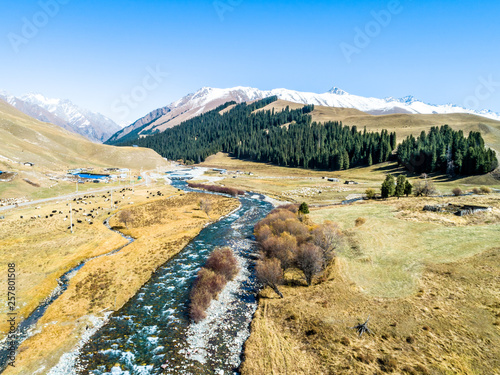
[242, 195, 500, 374]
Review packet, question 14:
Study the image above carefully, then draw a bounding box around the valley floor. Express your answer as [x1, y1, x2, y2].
[198, 154, 500, 374]
[1, 153, 499, 374]
[0, 183, 239, 374]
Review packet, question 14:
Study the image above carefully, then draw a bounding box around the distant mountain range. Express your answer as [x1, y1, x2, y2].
[106, 86, 500, 144]
[0, 91, 121, 143]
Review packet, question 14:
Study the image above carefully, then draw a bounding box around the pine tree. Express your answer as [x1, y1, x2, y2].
[381, 174, 395, 199]
[404, 180, 413, 197]
[395, 175, 406, 198]
[299, 202, 310, 214]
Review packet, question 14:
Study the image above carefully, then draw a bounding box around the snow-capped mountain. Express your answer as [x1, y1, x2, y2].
[106, 86, 500, 144]
[0, 91, 121, 143]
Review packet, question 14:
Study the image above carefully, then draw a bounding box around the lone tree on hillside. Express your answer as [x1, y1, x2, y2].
[119, 210, 134, 229]
[381, 174, 396, 199]
[296, 243, 323, 286]
[256, 258, 284, 298]
[199, 199, 212, 220]
[312, 221, 343, 266]
[414, 179, 436, 197]
[298, 202, 310, 214]
[395, 175, 407, 198]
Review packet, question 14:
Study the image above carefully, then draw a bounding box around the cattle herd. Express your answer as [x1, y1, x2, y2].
[15, 188, 174, 232]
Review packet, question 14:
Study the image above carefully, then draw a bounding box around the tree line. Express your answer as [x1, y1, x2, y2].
[118, 98, 496, 176]
[397, 125, 498, 175]
[117, 97, 396, 170]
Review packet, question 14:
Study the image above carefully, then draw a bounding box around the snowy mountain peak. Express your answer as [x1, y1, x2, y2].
[328, 87, 348, 95]
[0, 91, 121, 143]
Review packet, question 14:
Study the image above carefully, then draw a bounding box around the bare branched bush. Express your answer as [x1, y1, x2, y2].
[312, 221, 342, 265]
[204, 247, 239, 281]
[355, 217, 366, 227]
[365, 188, 376, 199]
[452, 187, 463, 196]
[256, 258, 283, 298]
[188, 182, 244, 196]
[199, 199, 212, 220]
[189, 268, 226, 322]
[189, 247, 239, 322]
[272, 219, 310, 243]
[118, 210, 134, 228]
[270, 204, 299, 215]
[261, 232, 297, 272]
[255, 209, 310, 243]
[414, 180, 437, 197]
[480, 186, 492, 194]
[472, 187, 481, 195]
[255, 224, 272, 243]
[255, 209, 296, 233]
[296, 243, 323, 286]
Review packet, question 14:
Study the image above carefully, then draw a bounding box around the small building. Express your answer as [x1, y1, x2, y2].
[133, 145, 139, 148]
[328, 178, 341, 182]
[344, 180, 358, 185]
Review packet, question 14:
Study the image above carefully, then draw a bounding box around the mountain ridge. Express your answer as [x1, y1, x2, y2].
[106, 86, 500, 144]
[0, 91, 121, 143]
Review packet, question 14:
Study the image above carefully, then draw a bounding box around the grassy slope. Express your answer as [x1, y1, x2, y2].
[0, 100, 168, 172]
[242, 247, 500, 374]
[310, 197, 500, 298]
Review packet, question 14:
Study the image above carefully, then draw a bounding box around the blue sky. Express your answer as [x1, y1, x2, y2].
[1, 0, 499, 125]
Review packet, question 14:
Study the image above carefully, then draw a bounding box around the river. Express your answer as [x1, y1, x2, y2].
[73, 182, 273, 374]
[0, 219, 134, 374]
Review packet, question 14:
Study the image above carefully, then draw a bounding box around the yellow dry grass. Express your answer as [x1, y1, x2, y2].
[243, 194, 500, 375]
[0, 100, 168, 173]
[0, 186, 239, 375]
[310, 196, 500, 297]
[242, 250, 500, 374]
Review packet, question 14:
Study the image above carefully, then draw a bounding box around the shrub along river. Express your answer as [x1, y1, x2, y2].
[73, 182, 273, 374]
